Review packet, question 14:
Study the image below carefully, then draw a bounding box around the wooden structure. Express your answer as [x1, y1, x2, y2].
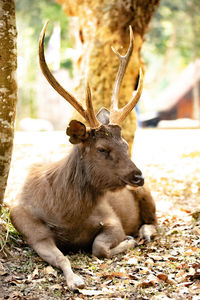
[157, 60, 200, 120]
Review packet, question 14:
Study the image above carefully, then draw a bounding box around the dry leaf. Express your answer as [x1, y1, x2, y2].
[138, 267, 150, 275]
[32, 266, 39, 278]
[102, 272, 129, 279]
[44, 265, 57, 277]
[127, 257, 138, 265]
[187, 269, 200, 280]
[157, 273, 168, 281]
[50, 283, 62, 290]
[137, 275, 158, 288]
[156, 273, 175, 284]
[193, 227, 200, 235]
[145, 258, 154, 266]
[166, 229, 179, 236]
[148, 254, 163, 261]
[27, 266, 39, 281]
[0, 270, 7, 276]
[191, 211, 200, 220]
[99, 263, 108, 270]
[78, 289, 104, 296]
[7, 291, 23, 299]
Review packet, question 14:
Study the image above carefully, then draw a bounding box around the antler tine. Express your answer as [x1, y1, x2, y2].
[112, 68, 144, 125]
[109, 26, 144, 126]
[110, 25, 134, 113]
[85, 82, 100, 128]
[39, 21, 99, 128]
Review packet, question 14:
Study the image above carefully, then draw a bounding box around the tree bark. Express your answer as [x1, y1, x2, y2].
[57, 0, 160, 153]
[0, 0, 17, 206]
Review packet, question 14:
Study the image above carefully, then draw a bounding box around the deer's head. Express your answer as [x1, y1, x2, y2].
[39, 21, 144, 190]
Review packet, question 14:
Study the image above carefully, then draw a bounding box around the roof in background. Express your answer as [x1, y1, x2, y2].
[156, 59, 200, 112]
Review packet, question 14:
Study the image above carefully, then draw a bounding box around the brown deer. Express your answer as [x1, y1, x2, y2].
[10, 22, 157, 291]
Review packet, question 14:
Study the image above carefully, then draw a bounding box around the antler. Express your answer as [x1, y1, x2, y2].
[109, 26, 144, 126]
[39, 21, 100, 128]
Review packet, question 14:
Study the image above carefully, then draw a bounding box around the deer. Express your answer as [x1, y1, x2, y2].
[10, 21, 157, 291]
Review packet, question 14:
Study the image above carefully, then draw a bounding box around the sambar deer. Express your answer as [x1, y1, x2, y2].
[11, 22, 157, 290]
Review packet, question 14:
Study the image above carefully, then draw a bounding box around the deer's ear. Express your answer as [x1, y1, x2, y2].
[96, 107, 110, 125]
[66, 120, 89, 144]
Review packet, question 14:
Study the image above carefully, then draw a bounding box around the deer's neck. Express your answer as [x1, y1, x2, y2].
[49, 146, 103, 219]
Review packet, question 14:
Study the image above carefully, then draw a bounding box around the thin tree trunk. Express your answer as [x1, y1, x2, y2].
[57, 0, 160, 153]
[0, 0, 17, 206]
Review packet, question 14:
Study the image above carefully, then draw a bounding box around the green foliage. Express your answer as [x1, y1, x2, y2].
[145, 0, 200, 61]
[142, 0, 200, 94]
[15, 0, 72, 121]
[1, 205, 19, 237]
[61, 59, 73, 77]
[15, 0, 69, 42]
[0, 204, 21, 254]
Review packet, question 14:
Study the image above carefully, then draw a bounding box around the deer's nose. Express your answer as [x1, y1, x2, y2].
[129, 170, 144, 186]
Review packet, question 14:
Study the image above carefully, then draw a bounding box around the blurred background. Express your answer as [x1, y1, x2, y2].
[15, 0, 200, 131]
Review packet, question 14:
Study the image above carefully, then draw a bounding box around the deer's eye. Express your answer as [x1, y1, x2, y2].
[97, 147, 110, 155]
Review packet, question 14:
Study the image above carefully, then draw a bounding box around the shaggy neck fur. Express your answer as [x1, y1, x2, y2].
[45, 145, 104, 220]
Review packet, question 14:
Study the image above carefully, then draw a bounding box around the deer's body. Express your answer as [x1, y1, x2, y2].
[11, 126, 156, 290]
[12, 155, 152, 249]
[11, 23, 157, 290]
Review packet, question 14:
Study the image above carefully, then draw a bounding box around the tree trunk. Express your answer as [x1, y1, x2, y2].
[57, 0, 160, 153]
[0, 0, 17, 206]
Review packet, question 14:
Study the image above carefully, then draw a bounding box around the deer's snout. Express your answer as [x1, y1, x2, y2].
[130, 170, 144, 186]
[122, 169, 144, 187]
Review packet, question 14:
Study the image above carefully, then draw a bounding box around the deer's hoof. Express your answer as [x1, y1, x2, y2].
[67, 274, 85, 291]
[125, 235, 138, 247]
[139, 224, 157, 242]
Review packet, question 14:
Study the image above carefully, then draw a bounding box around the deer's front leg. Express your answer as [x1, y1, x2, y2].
[139, 224, 157, 242]
[11, 206, 84, 291]
[138, 189, 157, 242]
[33, 238, 85, 291]
[92, 219, 136, 258]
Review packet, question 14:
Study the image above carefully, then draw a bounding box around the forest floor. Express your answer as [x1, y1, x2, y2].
[0, 128, 200, 300]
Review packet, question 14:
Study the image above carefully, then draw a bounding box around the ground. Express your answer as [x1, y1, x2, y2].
[0, 129, 200, 300]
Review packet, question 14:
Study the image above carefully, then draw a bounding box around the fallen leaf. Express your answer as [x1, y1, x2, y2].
[127, 257, 138, 265]
[136, 275, 158, 288]
[193, 227, 200, 235]
[138, 267, 150, 275]
[99, 263, 107, 270]
[168, 256, 179, 261]
[191, 210, 200, 220]
[50, 283, 62, 290]
[148, 254, 163, 261]
[166, 228, 179, 236]
[0, 270, 7, 276]
[187, 269, 200, 280]
[32, 266, 39, 278]
[178, 281, 193, 287]
[78, 289, 105, 296]
[157, 273, 175, 284]
[145, 258, 154, 266]
[7, 291, 23, 299]
[102, 272, 129, 279]
[176, 270, 185, 278]
[44, 265, 57, 277]
[180, 208, 191, 213]
[27, 266, 39, 282]
[157, 273, 168, 281]
[192, 263, 200, 269]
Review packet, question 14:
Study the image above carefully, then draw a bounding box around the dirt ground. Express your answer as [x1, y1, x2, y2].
[0, 128, 200, 299]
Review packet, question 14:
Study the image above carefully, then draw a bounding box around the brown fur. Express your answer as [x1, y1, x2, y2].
[11, 123, 156, 290]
